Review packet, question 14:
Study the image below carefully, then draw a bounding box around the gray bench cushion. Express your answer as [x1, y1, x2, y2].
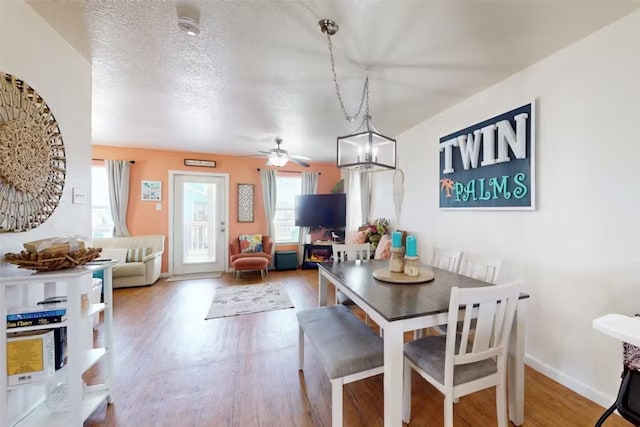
[297, 305, 383, 379]
[404, 335, 497, 386]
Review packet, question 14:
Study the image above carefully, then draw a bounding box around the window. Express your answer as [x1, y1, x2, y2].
[91, 165, 114, 238]
[274, 175, 301, 243]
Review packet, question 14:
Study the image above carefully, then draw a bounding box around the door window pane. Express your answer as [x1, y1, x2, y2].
[91, 166, 114, 238]
[182, 182, 216, 264]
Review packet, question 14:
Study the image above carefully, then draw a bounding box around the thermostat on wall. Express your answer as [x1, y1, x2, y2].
[72, 188, 87, 205]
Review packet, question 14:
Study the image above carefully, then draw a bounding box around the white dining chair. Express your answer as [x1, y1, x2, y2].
[332, 243, 372, 324]
[458, 253, 502, 284]
[403, 283, 520, 427]
[417, 247, 462, 338]
[430, 247, 463, 272]
[432, 253, 503, 336]
[332, 243, 371, 264]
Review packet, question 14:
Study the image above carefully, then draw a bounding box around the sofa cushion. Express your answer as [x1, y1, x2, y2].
[239, 234, 263, 253]
[99, 248, 128, 264]
[113, 262, 145, 278]
[346, 230, 368, 245]
[92, 235, 165, 253]
[126, 247, 152, 262]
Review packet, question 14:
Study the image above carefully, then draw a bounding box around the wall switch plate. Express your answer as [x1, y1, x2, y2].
[156, 203, 162, 211]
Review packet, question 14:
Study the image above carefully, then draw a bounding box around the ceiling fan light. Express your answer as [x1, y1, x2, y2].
[267, 154, 288, 167]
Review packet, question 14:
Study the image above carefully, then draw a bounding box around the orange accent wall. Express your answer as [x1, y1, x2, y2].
[92, 145, 341, 272]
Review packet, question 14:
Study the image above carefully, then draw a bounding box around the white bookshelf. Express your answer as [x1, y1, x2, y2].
[0, 261, 116, 427]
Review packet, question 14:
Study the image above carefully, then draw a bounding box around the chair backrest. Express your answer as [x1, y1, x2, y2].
[444, 283, 520, 387]
[430, 247, 462, 272]
[229, 235, 273, 257]
[458, 253, 502, 284]
[332, 243, 371, 262]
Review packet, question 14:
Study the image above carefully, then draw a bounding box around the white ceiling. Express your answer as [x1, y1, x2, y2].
[28, 0, 640, 163]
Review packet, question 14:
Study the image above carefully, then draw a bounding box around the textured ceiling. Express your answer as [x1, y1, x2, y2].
[28, 0, 640, 163]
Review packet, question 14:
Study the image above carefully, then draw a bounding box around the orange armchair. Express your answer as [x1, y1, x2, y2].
[229, 235, 274, 264]
[229, 235, 274, 279]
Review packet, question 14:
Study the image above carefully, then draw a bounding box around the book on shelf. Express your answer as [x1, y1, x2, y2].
[37, 295, 67, 305]
[7, 314, 67, 329]
[7, 329, 55, 386]
[7, 303, 67, 321]
[54, 326, 67, 370]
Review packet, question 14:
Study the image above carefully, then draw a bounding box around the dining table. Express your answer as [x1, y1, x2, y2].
[317, 259, 529, 427]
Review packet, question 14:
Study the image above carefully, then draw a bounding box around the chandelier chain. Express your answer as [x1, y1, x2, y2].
[326, 33, 369, 123]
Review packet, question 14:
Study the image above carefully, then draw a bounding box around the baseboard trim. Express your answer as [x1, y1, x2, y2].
[525, 353, 615, 408]
[160, 272, 170, 278]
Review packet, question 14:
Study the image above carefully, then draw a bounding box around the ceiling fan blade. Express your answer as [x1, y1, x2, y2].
[288, 157, 310, 168]
[258, 150, 271, 154]
[289, 154, 312, 161]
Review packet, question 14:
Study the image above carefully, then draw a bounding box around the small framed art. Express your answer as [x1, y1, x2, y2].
[141, 180, 162, 201]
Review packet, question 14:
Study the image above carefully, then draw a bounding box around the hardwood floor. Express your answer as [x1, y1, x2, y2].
[85, 269, 630, 426]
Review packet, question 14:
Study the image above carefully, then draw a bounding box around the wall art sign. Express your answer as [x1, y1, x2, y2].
[141, 180, 162, 201]
[439, 102, 535, 210]
[237, 183, 254, 223]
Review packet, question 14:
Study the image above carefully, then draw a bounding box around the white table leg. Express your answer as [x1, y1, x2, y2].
[384, 322, 404, 427]
[508, 300, 527, 425]
[318, 269, 328, 306]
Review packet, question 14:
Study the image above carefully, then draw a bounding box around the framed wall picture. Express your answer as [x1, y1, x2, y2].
[141, 180, 162, 201]
[237, 183, 254, 222]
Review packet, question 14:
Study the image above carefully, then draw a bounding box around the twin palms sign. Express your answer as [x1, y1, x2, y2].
[438, 103, 535, 210]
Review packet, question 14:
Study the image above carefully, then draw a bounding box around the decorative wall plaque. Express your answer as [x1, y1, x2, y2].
[0, 72, 66, 232]
[237, 183, 254, 223]
[184, 159, 216, 168]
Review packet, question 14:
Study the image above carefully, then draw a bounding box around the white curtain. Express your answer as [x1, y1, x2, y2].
[360, 171, 372, 225]
[259, 169, 277, 263]
[106, 160, 131, 237]
[344, 170, 362, 231]
[297, 172, 320, 263]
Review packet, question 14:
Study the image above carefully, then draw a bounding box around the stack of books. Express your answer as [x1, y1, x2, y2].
[7, 301, 67, 329]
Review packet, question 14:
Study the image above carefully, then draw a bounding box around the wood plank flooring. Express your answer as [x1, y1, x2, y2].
[85, 269, 630, 426]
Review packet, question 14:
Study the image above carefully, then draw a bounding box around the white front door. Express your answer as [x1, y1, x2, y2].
[171, 172, 227, 275]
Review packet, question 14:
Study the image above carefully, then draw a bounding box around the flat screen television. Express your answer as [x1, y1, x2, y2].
[295, 193, 346, 227]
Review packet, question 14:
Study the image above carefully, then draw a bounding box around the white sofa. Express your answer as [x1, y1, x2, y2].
[92, 235, 165, 288]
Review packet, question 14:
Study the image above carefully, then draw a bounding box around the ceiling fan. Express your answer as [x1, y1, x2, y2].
[260, 137, 312, 168]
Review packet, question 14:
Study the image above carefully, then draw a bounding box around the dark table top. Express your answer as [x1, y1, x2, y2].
[318, 259, 529, 322]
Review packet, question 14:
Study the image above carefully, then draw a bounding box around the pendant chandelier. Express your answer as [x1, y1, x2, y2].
[319, 19, 396, 171]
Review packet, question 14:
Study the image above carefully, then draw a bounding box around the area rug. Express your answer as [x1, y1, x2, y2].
[205, 282, 294, 319]
[167, 272, 222, 282]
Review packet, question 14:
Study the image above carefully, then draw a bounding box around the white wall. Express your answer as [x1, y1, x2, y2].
[0, 0, 92, 254]
[372, 9, 640, 406]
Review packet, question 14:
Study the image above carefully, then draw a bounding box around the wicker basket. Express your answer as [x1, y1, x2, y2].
[4, 247, 102, 272]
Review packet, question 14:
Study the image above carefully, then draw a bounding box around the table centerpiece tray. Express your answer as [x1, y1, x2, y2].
[372, 267, 435, 284]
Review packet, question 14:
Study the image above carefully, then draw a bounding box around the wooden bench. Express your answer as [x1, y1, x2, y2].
[297, 305, 384, 427]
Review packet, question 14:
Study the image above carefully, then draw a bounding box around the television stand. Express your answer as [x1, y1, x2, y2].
[301, 243, 334, 269]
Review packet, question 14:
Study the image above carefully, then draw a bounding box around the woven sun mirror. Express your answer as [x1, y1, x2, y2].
[0, 72, 66, 232]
